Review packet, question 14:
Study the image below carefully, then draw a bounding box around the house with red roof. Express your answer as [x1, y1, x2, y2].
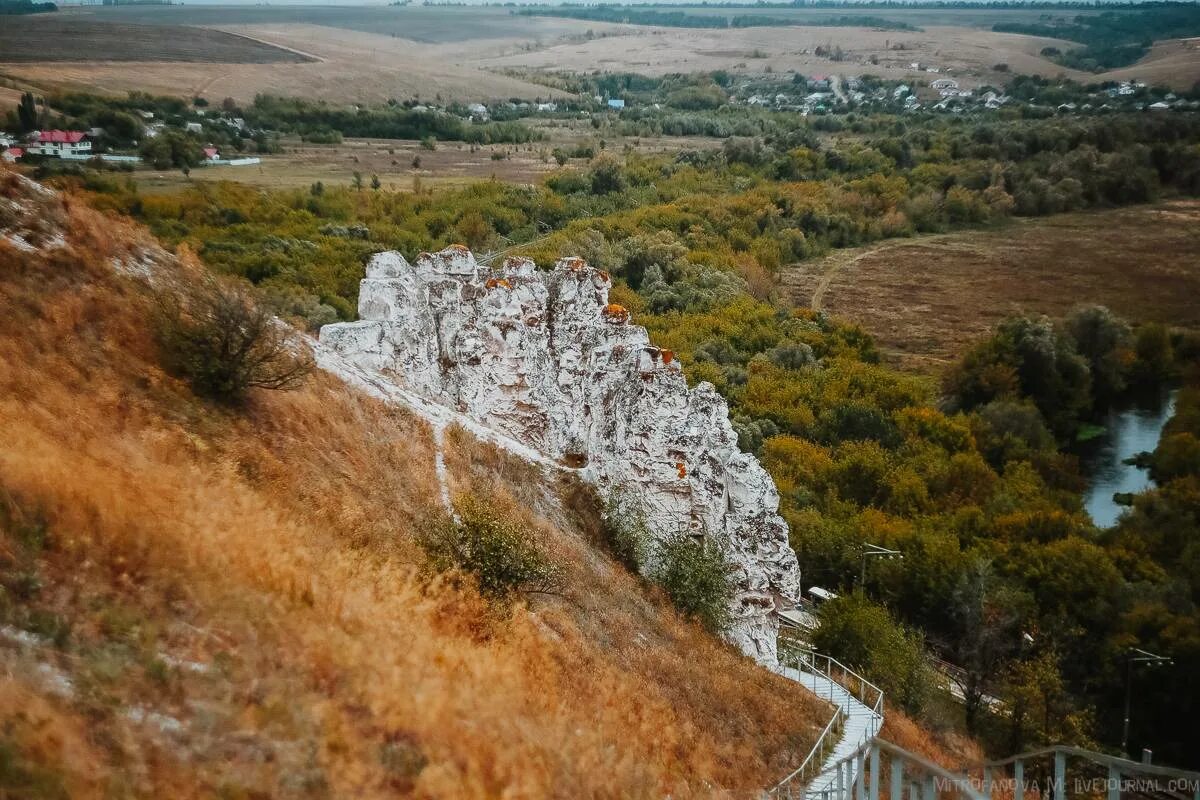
[26, 130, 92, 158]
[1, 147, 24, 163]
[202, 146, 220, 161]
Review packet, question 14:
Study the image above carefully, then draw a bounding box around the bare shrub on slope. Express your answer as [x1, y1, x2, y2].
[153, 278, 313, 404]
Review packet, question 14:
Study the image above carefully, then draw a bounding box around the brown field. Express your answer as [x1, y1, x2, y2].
[4, 6, 1199, 103]
[0, 86, 24, 110]
[0, 18, 608, 104]
[1096, 37, 1200, 91]
[133, 127, 726, 193]
[480, 23, 1090, 90]
[783, 201, 1200, 371]
[0, 17, 312, 64]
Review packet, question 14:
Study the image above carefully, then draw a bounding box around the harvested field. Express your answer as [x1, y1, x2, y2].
[478, 23, 1091, 90]
[0, 86, 24, 110]
[58, 4, 623, 44]
[0, 17, 313, 63]
[6, 6, 1198, 100]
[0, 23, 580, 104]
[1096, 37, 1200, 92]
[783, 202, 1200, 371]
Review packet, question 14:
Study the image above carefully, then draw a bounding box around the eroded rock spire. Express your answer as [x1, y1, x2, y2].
[320, 246, 800, 664]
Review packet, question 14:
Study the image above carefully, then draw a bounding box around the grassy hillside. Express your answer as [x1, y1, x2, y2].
[0, 168, 827, 798]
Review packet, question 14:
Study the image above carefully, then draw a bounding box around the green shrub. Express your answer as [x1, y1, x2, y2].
[650, 533, 734, 633]
[153, 279, 313, 404]
[419, 497, 560, 599]
[813, 594, 932, 715]
[601, 493, 650, 571]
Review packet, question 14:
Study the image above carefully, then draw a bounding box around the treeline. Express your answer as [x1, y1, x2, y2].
[516, 6, 918, 31]
[729, 13, 919, 30]
[245, 95, 542, 145]
[994, 3, 1200, 70]
[0, 0, 56, 13]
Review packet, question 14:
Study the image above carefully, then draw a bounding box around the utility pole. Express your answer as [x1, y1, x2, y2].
[1122, 647, 1172, 757]
[859, 543, 902, 596]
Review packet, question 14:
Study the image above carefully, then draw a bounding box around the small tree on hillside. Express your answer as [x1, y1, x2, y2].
[813, 594, 932, 715]
[154, 279, 313, 404]
[17, 92, 40, 133]
[948, 560, 1032, 734]
[651, 532, 734, 634]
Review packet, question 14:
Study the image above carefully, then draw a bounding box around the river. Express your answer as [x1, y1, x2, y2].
[1076, 387, 1179, 528]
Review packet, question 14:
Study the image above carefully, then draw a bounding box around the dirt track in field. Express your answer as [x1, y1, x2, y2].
[783, 202, 1200, 371]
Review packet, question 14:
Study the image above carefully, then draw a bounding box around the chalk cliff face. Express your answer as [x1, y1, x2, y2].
[320, 246, 800, 664]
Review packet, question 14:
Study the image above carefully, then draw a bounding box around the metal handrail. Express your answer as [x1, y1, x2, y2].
[770, 708, 846, 795]
[781, 642, 885, 721]
[769, 643, 887, 799]
[971, 745, 1200, 780]
[805, 737, 987, 800]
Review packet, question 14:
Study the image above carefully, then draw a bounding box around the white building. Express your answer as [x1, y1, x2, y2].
[26, 130, 91, 158]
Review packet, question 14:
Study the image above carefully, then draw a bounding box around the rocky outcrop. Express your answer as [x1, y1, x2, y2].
[320, 246, 800, 664]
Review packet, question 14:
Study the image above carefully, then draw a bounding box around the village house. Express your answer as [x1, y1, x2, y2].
[26, 130, 91, 158]
[606, 98, 626, 110]
[1, 147, 23, 163]
[202, 146, 220, 162]
[931, 78, 959, 91]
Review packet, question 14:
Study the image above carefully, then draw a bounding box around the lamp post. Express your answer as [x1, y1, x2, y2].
[859, 543, 902, 596]
[1122, 647, 1172, 757]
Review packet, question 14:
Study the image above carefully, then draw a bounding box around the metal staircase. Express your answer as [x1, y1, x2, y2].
[768, 645, 1200, 800]
[770, 644, 884, 799]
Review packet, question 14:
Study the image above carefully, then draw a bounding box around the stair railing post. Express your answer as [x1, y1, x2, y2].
[891, 754, 904, 800]
[1053, 751, 1066, 800]
[837, 756, 846, 800]
[869, 743, 881, 800]
[857, 750, 867, 800]
[922, 774, 936, 800]
[1013, 760, 1024, 800]
[983, 767, 992, 799]
[1107, 765, 1120, 800]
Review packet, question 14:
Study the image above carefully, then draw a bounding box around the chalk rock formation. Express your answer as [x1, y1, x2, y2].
[320, 246, 800, 664]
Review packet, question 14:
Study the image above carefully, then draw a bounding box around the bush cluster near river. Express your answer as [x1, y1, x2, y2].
[62, 103, 1200, 766]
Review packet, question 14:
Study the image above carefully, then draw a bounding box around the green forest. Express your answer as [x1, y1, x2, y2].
[62, 106, 1200, 766]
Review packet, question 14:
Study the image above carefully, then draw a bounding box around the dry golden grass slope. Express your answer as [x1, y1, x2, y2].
[0, 169, 827, 798]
